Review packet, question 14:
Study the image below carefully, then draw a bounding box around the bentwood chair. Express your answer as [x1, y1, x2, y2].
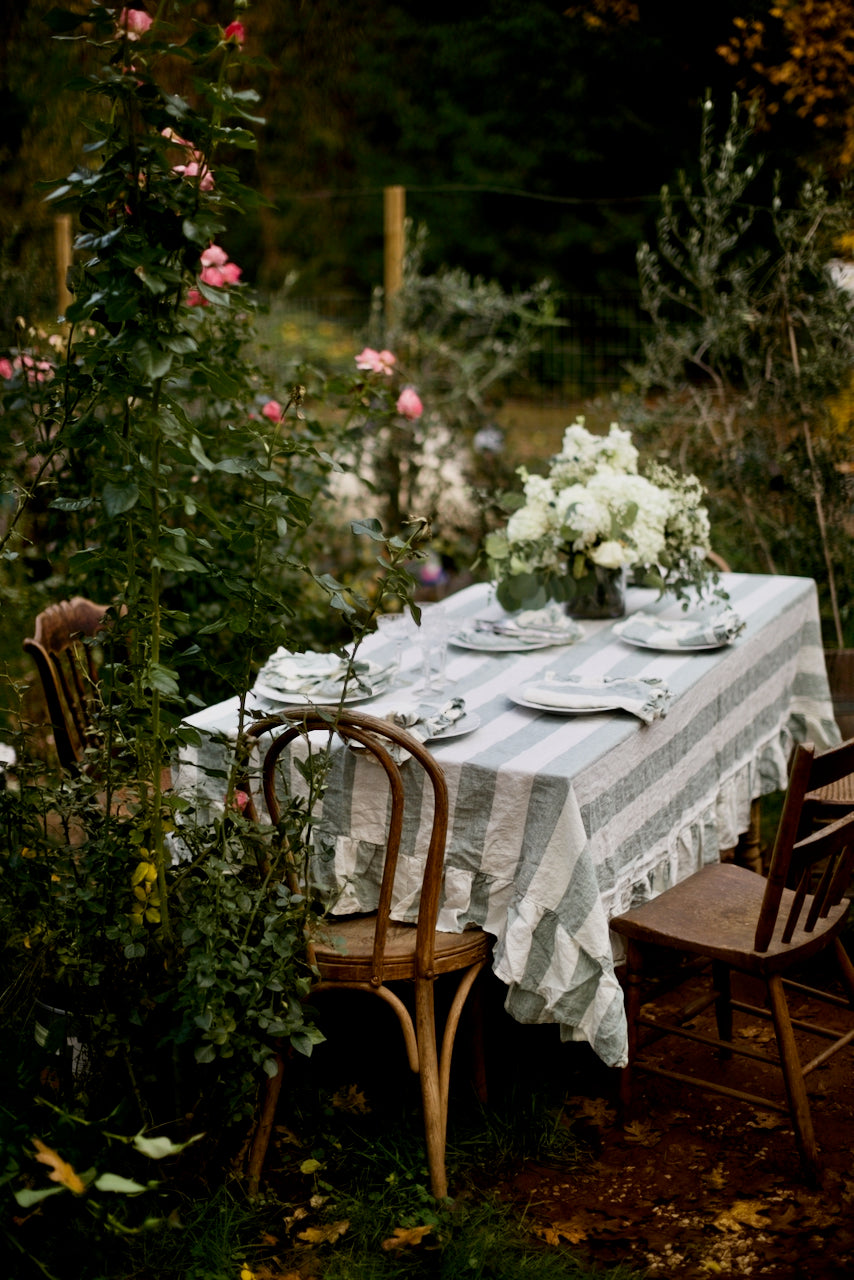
[243, 709, 493, 1200]
[611, 737, 854, 1180]
[23, 597, 113, 773]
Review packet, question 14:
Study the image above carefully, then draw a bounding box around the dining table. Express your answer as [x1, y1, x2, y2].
[171, 572, 840, 1071]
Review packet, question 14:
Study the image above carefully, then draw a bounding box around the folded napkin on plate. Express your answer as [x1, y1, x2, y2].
[613, 609, 745, 649]
[464, 603, 581, 646]
[255, 648, 390, 698]
[351, 698, 467, 763]
[519, 674, 671, 723]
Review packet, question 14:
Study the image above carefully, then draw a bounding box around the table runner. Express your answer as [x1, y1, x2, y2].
[173, 574, 839, 1069]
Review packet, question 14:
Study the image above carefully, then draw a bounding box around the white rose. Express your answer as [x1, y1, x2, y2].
[590, 539, 630, 569]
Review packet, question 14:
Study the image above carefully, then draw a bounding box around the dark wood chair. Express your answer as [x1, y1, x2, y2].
[611, 737, 854, 1181]
[243, 708, 493, 1200]
[23, 597, 113, 773]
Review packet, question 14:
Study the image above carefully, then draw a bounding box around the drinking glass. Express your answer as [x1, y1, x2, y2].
[417, 602, 450, 695]
[375, 610, 415, 685]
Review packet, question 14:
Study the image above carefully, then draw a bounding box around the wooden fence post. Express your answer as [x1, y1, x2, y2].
[383, 185, 405, 329]
[54, 214, 73, 319]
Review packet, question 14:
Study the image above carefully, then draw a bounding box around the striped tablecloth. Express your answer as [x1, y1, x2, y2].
[173, 574, 839, 1069]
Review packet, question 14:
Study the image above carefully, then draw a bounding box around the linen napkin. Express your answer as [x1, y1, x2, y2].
[458, 603, 581, 648]
[254, 648, 392, 699]
[382, 698, 467, 761]
[349, 698, 468, 763]
[613, 609, 745, 649]
[518, 674, 671, 723]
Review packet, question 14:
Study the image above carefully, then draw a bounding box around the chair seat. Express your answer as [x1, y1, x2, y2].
[612, 862, 850, 977]
[807, 775, 854, 808]
[314, 916, 492, 983]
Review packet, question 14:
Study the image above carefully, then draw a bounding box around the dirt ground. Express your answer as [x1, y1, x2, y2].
[265, 956, 854, 1280]
[487, 963, 854, 1280]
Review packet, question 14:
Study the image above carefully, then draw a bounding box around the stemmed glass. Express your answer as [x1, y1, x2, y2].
[375, 610, 416, 686]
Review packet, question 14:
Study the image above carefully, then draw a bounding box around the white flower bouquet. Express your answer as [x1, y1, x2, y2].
[483, 419, 715, 613]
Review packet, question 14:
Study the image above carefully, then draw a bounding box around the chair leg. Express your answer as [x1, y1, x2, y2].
[415, 978, 448, 1199]
[712, 960, 733, 1057]
[438, 961, 488, 1136]
[619, 940, 643, 1119]
[247, 1050, 286, 1198]
[766, 975, 820, 1181]
[833, 937, 854, 1006]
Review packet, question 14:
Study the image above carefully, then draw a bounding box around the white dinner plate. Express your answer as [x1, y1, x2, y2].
[615, 635, 730, 653]
[508, 692, 615, 715]
[450, 631, 571, 653]
[426, 712, 481, 741]
[252, 678, 392, 705]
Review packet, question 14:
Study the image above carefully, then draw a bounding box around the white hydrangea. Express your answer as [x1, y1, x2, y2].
[551, 419, 639, 487]
[506, 501, 554, 543]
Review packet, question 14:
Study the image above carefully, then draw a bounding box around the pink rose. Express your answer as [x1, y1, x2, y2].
[219, 261, 242, 284]
[200, 265, 225, 287]
[118, 8, 153, 38]
[224, 21, 245, 45]
[172, 160, 215, 191]
[262, 400, 282, 422]
[396, 387, 423, 420]
[355, 347, 396, 376]
[0, 358, 13, 380]
[186, 288, 208, 307]
[232, 789, 249, 812]
[200, 244, 229, 267]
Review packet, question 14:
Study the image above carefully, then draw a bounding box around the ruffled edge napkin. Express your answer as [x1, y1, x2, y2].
[254, 648, 391, 698]
[458, 603, 582, 648]
[349, 698, 468, 764]
[518, 674, 671, 723]
[386, 697, 468, 761]
[613, 609, 745, 649]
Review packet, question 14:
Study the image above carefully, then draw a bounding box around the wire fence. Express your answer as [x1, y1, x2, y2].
[273, 292, 651, 404]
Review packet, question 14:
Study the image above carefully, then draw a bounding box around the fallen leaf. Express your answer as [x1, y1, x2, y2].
[299, 1158, 322, 1176]
[736, 1024, 774, 1043]
[704, 1163, 727, 1190]
[331, 1084, 370, 1114]
[623, 1120, 662, 1147]
[535, 1218, 589, 1245]
[297, 1220, 349, 1245]
[31, 1139, 86, 1194]
[713, 1199, 771, 1231]
[566, 1096, 616, 1127]
[748, 1110, 787, 1129]
[381, 1224, 435, 1250]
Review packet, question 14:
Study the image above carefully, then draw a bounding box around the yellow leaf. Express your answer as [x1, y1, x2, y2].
[144, 907, 161, 923]
[297, 1220, 349, 1244]
[713, 1199, 770, 1232]
[131, 861, 150, 887]
[535, 1218, 588, 1246]
[299, 1158, 322, 1175]
[32, 1139, 86, 1194]
[239, 1268, 255, 1280]
[381, 1224, 434, 1250]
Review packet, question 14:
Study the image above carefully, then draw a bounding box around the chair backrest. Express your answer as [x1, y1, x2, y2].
[23, 597, 112, 772]
[244, 709, 450, 983]
[756, 738, 854, 951]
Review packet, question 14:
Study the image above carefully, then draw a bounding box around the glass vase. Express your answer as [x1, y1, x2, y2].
[566, 564, 626, 620]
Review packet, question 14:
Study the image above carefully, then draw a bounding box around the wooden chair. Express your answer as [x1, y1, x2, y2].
[23, 597, 113, 773]
[611, 737, 854, 1180]
[243, 708, 493, 1200]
